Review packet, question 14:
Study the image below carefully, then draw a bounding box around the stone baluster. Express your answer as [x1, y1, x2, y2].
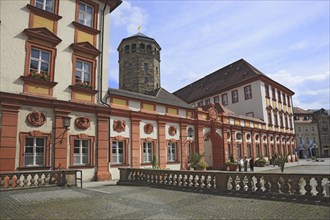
[315, 177, 324, 197]
[304, 177, 312, 196]
[281, 177, 289, 194]
[255, 176, 262, 192]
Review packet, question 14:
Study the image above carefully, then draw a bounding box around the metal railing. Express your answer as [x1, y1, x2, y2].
[0, 170, 82, 191]
[118, 168, 330, 199]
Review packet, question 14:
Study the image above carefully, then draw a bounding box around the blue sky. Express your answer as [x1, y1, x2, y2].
[108, 0, 330, 110]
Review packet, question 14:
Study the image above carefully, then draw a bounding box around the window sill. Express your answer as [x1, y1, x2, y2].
[21, 76, 58, 88]
[72, 21, 100, 35]
[16, 166, 51, 171]
[166, 161, 180, 164]
[68, 165, 95, 169]
[27, 4, 62, 21]
[69, 85, 98, 95]
[141, 163, 152, 166]
[110, 164, 130, 167]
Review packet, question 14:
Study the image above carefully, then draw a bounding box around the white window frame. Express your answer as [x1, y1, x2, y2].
[167, 142, 176, 162]
[35, 0, 54, 12]
[213, 96, 219, 103]
[222, 93, 228, 106]
[244, 85, 252, 100]
[78, 2, 94, 27]
[143, 142, 153, 163]
[76, 60, 91, 84]
[112, 141, 124, 164]
[205, 98, 210, 105]
[30, 48, 50, 74]
[24, 137, 45, 166]
[74, 139, 89, 165]
[232, 90, 239, 103]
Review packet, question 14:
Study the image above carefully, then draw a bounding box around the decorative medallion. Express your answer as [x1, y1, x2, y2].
[113, 120, 126, 132]
[207, 103, 218, 121]
[168, 126, 177, 136]
[144, 123, 154, 134]
[75, 117, 90, 130]
[26, 111, 46, 127]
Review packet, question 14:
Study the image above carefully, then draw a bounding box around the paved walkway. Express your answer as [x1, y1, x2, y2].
[0, 159, 329, 220]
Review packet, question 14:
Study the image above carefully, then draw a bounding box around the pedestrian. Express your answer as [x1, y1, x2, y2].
[238, 157, 243, 172]
[243, 156, 248, 172]
[273, 154, 277, 167]
[249, 157, 254, 172]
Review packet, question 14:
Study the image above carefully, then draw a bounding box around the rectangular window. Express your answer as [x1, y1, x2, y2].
[143, 142, 153, 163]
[232, 90, 238, 103]
[24, 137, 45, 166]
[35, 0, 54, 12]
[272, 88, 276, 101]
[267, 112, 272, 125]
[205, 98, 210, 105]
[221, 93, 228, 106]
[167, 142, 177, 162]
[74, 139, 89, 165]
[285, 116, 288, 128]
[305, 127, 308, 132]
[197, 101, 203, 107]
[312, 127, 315, 132]
[265, 84, 270, 97]
[78, 2, 94, 27]
[287, 96, 291, 107]
[112, 141, 124, 164]
[244, 85, 252, 100]
[289, 118, 293, 128]
[278, 91, 281, 102]
[213, 96, 219, 103]
[144, 63, 149, 72]
[76, 60, 91, 84]
[283, 93, 286, 105]
[30, 48, 50, 75]
[274, 112, 278, 126]
[279, 114, 283, 127]
[298, 126, 301, 132]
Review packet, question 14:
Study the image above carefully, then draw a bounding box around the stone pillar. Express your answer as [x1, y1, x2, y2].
[96, 113, 111, 180]
[260, 133, 264, 157]
[180, 123, 188, 170]
[252, 131, 257, 159]
[54, 109, 70, 169]
[196, 124, 205, 160]
[158, 121, 166, 169]
[223, 128, 229, 161]
[232, 130, 238, 160]
[0, 103, 20, 172]
[242, 130, 246, 157]
[131, 119, 141, 168]
[267, 134, 271, 157]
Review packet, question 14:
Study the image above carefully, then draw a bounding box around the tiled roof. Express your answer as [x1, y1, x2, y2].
[173, 58, 294, 103]
[293, 107, 314, 114]
[109, 87, 194, 109]
[118, 32, 161, 50]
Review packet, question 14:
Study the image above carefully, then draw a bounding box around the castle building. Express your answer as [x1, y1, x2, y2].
[293, 107, 320, 158]
[312, 109, 330, 157]
[0, 1, 297, 182]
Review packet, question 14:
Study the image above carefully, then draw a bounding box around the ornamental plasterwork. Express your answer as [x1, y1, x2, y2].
[75, 117, 90, 130]
[113, 120, 126, 132]
[207, 103, 218, 121]
[168, 126, 177, 136]
[144, 123, 154, 134]
[26, 111, 46, 127]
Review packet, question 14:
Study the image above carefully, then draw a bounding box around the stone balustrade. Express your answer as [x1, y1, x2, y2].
[118, 168, 330, 198]
[0, 170, 82, 190]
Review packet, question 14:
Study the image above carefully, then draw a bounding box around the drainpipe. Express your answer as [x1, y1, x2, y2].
[95, 0, 110, 180]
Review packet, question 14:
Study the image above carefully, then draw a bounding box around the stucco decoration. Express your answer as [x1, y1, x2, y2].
[144, 123, 154, 134]
[27, 111, 46, 127]
[207, 103, 218, 121]
[168, 126, 177, 136]
[75, 117, 90, 130]
[113, 120, 126, 132]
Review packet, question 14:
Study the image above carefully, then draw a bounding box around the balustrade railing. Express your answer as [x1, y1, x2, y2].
[0, 170, 82, 190]
[118, 168, 330, 199]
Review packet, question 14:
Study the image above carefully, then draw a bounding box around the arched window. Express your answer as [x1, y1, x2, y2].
[124, 45, 130, 53]
[147, 45, 152, 53]
[131, 43, 136, 52]
[140, 43, 145, 50]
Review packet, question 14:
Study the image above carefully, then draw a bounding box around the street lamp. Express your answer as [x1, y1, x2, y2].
[63, 116, 71, 130]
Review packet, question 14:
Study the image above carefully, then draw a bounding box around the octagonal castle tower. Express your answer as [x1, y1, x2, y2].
[118, 33, 161, 94]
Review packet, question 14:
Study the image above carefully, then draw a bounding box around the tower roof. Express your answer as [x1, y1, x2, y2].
[117, 32, 161, 50]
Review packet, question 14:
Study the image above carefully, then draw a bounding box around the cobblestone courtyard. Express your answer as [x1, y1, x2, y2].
[1, 159, 329, 219]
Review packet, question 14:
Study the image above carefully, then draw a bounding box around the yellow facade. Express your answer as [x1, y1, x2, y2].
[75, 92, 92, 101]
[142, 103, 154, 111]
[112, 98, 126, 106]
[28, 84, 49, 95]
[167, 108, 178, 115]
[77, 30, 94, 44]
[33, 15, 54, 32]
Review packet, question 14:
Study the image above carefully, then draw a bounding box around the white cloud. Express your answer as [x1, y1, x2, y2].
[110, 1, 147, 35]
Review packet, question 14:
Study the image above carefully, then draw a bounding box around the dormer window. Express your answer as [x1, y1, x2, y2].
[35, 0, 54, 13]
[78, 2, 94, 27]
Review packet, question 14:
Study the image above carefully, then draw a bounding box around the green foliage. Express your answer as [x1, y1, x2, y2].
[225, 160, 231, 166]
[189, 152, 205, 170]
[277, 154, 288, 173]
[197, 161, 208, 170]
[230, 154, 236, 163]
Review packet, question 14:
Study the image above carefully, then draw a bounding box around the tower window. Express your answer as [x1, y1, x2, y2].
[124, 45, 130, 53]
[144, 63, 149, 72]
[144, 77, 149, 83]
[147, 45, 152, 53]
[131, 44, 136, 52]
[140, 43, 145, 50]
